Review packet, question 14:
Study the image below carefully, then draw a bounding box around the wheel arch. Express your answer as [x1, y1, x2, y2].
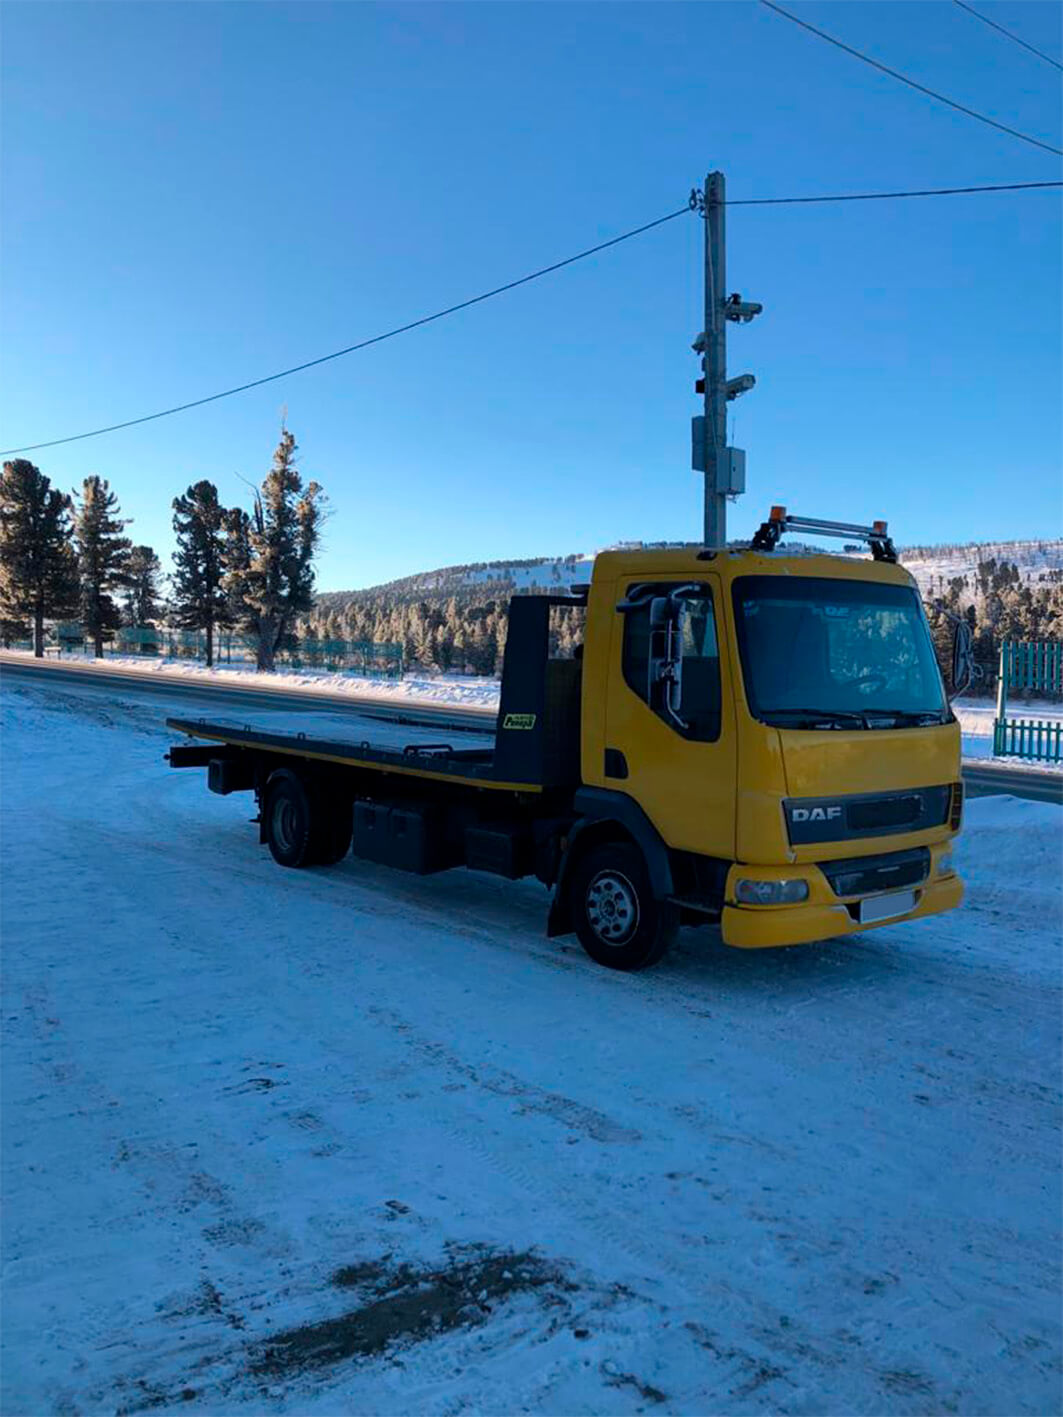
[546, 789, 674, 939]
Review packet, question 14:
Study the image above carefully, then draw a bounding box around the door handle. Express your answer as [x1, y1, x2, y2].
[604, 748, 628, 780]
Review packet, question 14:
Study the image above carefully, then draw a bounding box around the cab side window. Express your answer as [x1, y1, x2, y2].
[621, 585, 721, 742]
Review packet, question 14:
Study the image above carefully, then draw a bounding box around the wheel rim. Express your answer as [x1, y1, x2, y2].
[585, 869, 640, 946]
[271, 796, 300, 853]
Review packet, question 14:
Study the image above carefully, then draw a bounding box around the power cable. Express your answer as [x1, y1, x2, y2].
[952, 0, 1063, 73]
[727, 179, 1062, 205]
[1, 205, 690, 457]
[760, 0, 1063, 157]
[3, 179, 1061, 457]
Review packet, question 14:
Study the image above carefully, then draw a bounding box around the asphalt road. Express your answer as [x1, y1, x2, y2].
[2, 654, 1061, 803]
[961, 762, 1063, 804]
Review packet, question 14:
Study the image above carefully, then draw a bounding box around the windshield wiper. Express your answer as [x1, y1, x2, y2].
[762, 708, 869, 729]
[765, 707, 950, 730]
[869, 709, 948, 727]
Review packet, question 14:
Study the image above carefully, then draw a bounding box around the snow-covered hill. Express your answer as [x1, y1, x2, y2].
[318, 539, 1063, 608]
[897, 540, 1063, 597]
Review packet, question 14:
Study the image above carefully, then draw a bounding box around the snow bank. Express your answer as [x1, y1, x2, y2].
[0, 648, 500, 712]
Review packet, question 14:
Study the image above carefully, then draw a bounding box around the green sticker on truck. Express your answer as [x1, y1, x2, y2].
[503, 713, 536, 730]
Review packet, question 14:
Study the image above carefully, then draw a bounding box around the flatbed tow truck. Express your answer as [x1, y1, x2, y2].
[167, 510, 965, 971]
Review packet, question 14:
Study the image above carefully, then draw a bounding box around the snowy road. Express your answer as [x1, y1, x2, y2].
[2, 677, 1061, 1416]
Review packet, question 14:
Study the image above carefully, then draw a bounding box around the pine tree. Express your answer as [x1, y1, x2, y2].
[74, 476, 131, 657]
[0, 614, 30, 647]
[123, 545, 163, 627]
[222, 429, 325, 671]
[0, 459, 80, 657]
[171, 481, 229, 666]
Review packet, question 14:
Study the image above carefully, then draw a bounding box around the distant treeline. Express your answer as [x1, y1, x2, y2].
[300, 584, 584, 676]
[302, 555, 1063, 692]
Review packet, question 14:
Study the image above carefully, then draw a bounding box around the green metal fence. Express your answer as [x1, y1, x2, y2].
[1000, 640, 1063, 696]
[993, 717, 1063, 763]
[115, 627, 161, 654]
[45, 625, 403, 678]
[993, 640, 1063, 763]
[53, 621, 86, 653]
[290, 639, 403, 676]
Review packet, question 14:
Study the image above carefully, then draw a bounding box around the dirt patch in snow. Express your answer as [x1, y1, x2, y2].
[114, 1249, 576, 1412]
[250, 1248, 570, 1378]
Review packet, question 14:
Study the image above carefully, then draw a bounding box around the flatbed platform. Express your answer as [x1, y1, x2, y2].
[166, 716, 545, 793]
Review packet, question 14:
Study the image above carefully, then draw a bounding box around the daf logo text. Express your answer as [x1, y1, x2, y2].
[792, 805, 843, 822]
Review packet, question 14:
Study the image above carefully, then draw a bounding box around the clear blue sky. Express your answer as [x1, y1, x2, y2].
[2, 1, 1060, 592]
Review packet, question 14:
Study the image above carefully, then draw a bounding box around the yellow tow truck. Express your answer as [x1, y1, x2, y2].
[167, 508, 965, 971]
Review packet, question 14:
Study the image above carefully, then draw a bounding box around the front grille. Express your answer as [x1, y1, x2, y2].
[848, 795, 921, 831]
[784, 785, 951, 844]
[819, 847, 930, 898]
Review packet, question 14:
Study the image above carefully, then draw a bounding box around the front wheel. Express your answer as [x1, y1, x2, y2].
[569, 842, 678, 972]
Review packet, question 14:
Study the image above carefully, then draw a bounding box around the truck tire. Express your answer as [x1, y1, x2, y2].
[569, 841, 678, 972]
[265, 771, 352, 868]
[264, 771, 319, 868]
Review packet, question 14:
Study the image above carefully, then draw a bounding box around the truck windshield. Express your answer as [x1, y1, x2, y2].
[732, 576, 949, 729]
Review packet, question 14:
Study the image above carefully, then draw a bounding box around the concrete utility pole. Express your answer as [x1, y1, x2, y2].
[691, 170, 762, 547]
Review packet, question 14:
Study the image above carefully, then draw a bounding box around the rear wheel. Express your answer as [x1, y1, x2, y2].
[569, 841, 677, 972]
[264, 771, 316, 868]
[264, 770, 350, 868]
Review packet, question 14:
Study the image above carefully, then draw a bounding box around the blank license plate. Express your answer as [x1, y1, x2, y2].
[859, 889, 917, 924]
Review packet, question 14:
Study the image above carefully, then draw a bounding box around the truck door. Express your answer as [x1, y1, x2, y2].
[603, 575, 736, 861]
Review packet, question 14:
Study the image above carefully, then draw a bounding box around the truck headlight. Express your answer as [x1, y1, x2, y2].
[937, 853, 954, 877]
[735, 878, 810, 905]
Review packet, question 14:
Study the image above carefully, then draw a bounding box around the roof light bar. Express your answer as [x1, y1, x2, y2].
[751, 506, 897, 563]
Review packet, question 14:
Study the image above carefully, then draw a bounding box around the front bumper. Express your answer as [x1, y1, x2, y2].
[720, 856, 963, 950]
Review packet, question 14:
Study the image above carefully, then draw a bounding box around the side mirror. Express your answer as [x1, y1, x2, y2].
[648, 597, 689, 729]
[648, 595, 672, 630]
[951, 619, 974, 699]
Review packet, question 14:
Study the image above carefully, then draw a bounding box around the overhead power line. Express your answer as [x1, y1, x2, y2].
[760, 0, 1063, 157]
[3, 179, 1062, 457]
[0, 206, 691, 457]
[728, 179, 1063, 206]
[952, 0, 1063, 73]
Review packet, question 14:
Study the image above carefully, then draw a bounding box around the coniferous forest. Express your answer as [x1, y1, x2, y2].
[301, 553, 1063, 695]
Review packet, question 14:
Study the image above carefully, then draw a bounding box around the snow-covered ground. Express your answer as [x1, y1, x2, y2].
[2, 677, 1061, 1416]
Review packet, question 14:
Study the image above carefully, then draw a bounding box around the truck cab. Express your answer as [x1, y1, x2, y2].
[168, 511, 965, 972]
[569, 537, 963, 962]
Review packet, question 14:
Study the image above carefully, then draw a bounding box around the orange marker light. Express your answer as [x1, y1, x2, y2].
[769, 505, 787, 522]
